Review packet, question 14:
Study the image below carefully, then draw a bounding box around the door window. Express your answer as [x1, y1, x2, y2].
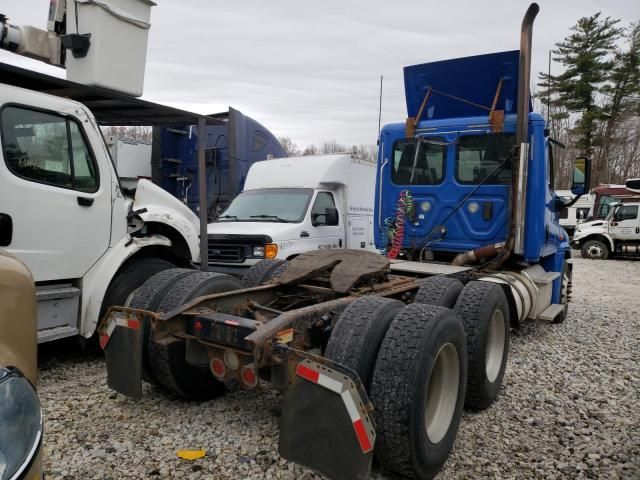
[1, 106, 98, 192]
[311, 192, 337, 223]
[615, 205, 638, 221]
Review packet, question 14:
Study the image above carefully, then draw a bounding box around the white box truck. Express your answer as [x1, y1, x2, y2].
[206, 153, 377, 275]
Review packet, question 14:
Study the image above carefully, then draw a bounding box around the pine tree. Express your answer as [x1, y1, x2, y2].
[598, 23, 640, 181]
[537, 13, 622, 164]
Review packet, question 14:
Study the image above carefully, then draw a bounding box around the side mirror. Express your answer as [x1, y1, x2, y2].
[571, 157, 592, 196]
[626, 178, 640, 193]
[325, 207, 339, 226]
[311, 207, 339, 227]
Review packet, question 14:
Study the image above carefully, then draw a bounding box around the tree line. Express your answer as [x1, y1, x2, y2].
[278, 137, 378, 162]
[537, 14, 640, 188]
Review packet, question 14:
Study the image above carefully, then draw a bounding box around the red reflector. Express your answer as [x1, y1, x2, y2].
[193, 320, 203, 333]
[353, 418, 373, 453]
[296, 364, 319, 383]
[99, 334, 109, 350]
[243, 368, 256, 385]
[211, 358, 225, 377]
[126, 319, 140, 330]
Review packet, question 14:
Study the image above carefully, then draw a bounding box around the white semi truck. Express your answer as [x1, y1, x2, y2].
[206, 153, 377, 276]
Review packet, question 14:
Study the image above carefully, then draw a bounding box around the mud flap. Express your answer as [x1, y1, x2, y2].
[278, 348, 376, 480]
[99, 307, 147, 400]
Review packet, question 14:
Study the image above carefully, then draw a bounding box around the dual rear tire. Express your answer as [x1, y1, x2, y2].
[325, 278, 511, 478]
[326, 298, 468, 479]
[126, 268, 242, 400]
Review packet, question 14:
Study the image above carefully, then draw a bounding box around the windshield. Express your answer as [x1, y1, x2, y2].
[596, 195, 615, 218]
[218, 188, 313, 223]
[391, 137, 446, 185]
[456, 133, 515, 184]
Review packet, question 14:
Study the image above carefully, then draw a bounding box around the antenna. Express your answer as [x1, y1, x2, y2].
[377, 75, 383, 141]
[547, 50, 551, 122]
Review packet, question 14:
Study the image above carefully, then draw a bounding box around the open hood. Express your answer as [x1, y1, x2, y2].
[404, 50, 528, 120]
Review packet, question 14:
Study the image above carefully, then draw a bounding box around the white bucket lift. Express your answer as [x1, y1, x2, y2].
[65, 0, 156, 96]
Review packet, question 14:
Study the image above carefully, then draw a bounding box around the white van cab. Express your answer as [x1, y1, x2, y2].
[206, 154, 377, 274]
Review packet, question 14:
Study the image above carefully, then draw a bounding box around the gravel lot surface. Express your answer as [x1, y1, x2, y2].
[38, 257, 639, 479]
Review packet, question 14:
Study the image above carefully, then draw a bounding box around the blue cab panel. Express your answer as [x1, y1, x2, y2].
[404, 51, 522, 120]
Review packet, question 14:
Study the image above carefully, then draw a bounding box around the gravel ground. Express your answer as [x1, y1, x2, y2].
[38, 257, 639, 479]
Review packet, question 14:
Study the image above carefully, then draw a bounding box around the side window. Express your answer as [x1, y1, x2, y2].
[311, 192, 338, 224]
[559, 208, 569, 220]
[1, 106, 98, 192]
[615, 205, 639, 221]
[252, 133, 268, 152]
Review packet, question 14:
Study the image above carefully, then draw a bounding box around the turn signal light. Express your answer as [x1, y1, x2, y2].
[265, 243, 278, 259]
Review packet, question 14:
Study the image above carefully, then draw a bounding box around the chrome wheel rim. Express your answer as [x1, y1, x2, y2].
[485, 309, 505, 383]
[586, 244, 603, 259]
[425, 343, 459, 444]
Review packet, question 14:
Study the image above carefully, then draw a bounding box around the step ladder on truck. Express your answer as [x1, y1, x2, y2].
[99, 3, 591, 480]
[0, 0, 224, 343]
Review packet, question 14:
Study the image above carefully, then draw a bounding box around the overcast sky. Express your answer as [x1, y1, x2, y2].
[2, 0, 639, 148]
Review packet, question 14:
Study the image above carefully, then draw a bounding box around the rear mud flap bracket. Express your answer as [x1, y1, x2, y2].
[278, 348, 376, 480]
[99, 307, 147, 400]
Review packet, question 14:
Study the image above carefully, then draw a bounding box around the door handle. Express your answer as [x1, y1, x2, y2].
[77, 196, 94, 207]
[0, 213, 12, 246]
[300, 231, 310, 238]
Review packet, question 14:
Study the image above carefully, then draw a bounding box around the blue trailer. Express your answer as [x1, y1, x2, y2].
[152, 107, 286, 220]
[102, 4, 592, 480]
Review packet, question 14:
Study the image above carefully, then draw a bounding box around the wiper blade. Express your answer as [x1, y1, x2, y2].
[250, 215, 289, 222]
[218, 215, 238, 221]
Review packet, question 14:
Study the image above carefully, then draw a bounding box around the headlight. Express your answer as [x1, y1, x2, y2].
[0, 368, 43, 480]
[253, 244, 278, 259]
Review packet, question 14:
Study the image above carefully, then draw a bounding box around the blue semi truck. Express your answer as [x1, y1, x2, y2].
[101, 4, 591, 479]
[152, 107, 286, 220]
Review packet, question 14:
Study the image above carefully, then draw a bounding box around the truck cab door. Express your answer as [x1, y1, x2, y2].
[610, 205, 639, 241]
[309, 191, 342, 250]
[0, 104, 112, 281]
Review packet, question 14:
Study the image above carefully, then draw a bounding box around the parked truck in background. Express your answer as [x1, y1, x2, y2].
[571, 179, 640, 259]
[206, 153, 377, 277]
[556, 189, 593, 236]
[589, 183, 640, 220]
[153, 108, 287, 221]
[101, 4, 593, 479]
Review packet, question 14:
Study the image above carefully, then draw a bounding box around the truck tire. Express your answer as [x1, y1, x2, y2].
[454, 281, 510, 410]
[101, 257, 176, 317]
[125, 268, 197, 384]
[413, 276, 464, 308]
[370, 304, 467, 479]
[324, 296, 404, 391]
[149, 272, 243, 400]
[242, 259, 288, 288]
[581, 239, 609, 260]
[552, 261, 572, 325]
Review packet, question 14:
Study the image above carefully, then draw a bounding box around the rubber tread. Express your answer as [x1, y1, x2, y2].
[148, 272, 242, 399]
[413, 276, 464, 308]
[454, 280, 509, 410]
[126, 268, 197, 384]
[370, 304, 467, 478]
[242, 259, 286, 288]
[324, 296, 404, 391]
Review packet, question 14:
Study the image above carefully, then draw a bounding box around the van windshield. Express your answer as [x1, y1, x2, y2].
[218, 188, 313, 223]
